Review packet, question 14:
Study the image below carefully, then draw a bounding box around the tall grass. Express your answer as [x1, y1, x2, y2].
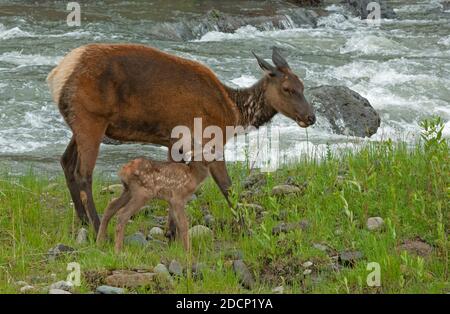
[0, 118, 448, 293]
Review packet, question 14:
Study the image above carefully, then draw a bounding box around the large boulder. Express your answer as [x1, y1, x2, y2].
[345, 0, 396, 19]
[307, 85, 380, 138]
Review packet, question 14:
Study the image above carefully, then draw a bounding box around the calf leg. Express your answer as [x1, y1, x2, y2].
[114, 195, 147, 253]
[97, 191, 131, 244]
[165, 208, 177, 242]
[170, 201, 190, 252]
[61, 137, 89, 223]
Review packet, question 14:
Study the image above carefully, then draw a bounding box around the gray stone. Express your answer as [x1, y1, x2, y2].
[50, 280, 73, 292]
[168, 260, 183, 277]
[398, 239, 432, 257]
[272, 285, 284, 294]
[154, 263, 173, 284]
[232, 260, 255, 289]
[204, 214, 215, 227]
[96, 285, 124, 294]
[243, 172, 266, 189]
[20, 285, 35, 293]
[367, 217, 385, 231]
[303, 269, 312, 275]
[224, 249, 244, 261]
[272, 220, 309, 235]
[339, 250, 364, 267]
[271, 184, 303, 196]
[76, 227, 88, 245]
[47, 243, 75, 261]
[189, 225, 213, 239]
[49, 288, 71, 294]
[302, 261, 313, 268]
[307, 85, 380, 138]
[313, 243, 330, 253]
[124, 232, 147, 247]
[15, 280, 28, 287]
[149, 226, 164, 237]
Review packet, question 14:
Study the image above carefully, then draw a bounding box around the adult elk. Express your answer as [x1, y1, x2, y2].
[47, 44, 315, 234]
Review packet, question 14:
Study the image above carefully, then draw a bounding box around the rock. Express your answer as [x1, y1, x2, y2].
[366, 217, 385, 231]
[272, 285, 284, 294]
[189, 225, 213, 239]
[15, 280, 28, 287]
[190, 262, 206, 279]
[303, 269, 312, 275]
[149, 226, 164, 237]
[76, 227, 88, 245]
[398, 238, 432, 257]
[224, 248, 244, 260]
[272, 220, 309, 235]
[307, 85, 380, 138]
[100, 184, 123, 195]
[124, 232, 147, 247]
[96, 285, 125, 294]
[313, 243, 330, 253]
[168, 260, 183, 277]
[204, 214, 215, 227]
[271, 184, 303, 196]
[20, 285, 35, 293]
[339, 250, 364, 267]
[189, 194, 197, 202]
[49, 288, 71, 294]
[344, 0, 396, 19]
[243, 172, 266, 189]
[238, 203, 264, 213]
[105, 272, 156, 288]
[232, 260, 255, 289]
[50, 280, 73, 292]
[302, 261, 313, 268]
[47, 243, 75, 261]
[154, 263, 173, 284]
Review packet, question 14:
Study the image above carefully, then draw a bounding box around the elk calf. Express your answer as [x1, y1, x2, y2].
[96, 158, 209, 253]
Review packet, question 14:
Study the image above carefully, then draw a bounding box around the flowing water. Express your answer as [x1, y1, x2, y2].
[0, 0, 449, 175]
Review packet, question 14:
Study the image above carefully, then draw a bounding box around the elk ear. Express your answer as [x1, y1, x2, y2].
[272, 46, 290, 69]
[252, 51, 276, 76]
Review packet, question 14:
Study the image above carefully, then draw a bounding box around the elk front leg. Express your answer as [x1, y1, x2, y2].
[209, 160, 232, 207]
[61, 137, 89, 224]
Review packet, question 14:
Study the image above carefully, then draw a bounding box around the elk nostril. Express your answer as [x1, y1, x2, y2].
[307, 115, 316, 125]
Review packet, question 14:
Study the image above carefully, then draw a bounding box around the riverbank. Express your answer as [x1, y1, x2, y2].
[0, 119, 448, 294]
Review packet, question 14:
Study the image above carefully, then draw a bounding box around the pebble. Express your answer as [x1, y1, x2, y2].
[232, 260, 255, 289]
[204, 214, 215, 227]
[399, 238, 432, 257]
[47, 243, 75, 261]
[96, 285, 124, 294]
[303, 269, 312, 275]
[313, 243, 330, 253]
[76, 227, 88, 245]
[15, 280, 28, 287]
[302, 261, 313, 268]
[272, 220, 309, 235]
[271, 286, 284, 294]
[168, 260, 183, 277]
[149, 226, 164, 237]
[367, 217, 385, 231]
[338, 250, 364, 267]
[49, 288, 72, 294]
[189, 225, 213, 239]
[50, 280, 73, 292]
[124, 232, 147, 247]
[271, 184, 302, 196]
[154, 263, 173, 284]
[20, 285, 35, 293]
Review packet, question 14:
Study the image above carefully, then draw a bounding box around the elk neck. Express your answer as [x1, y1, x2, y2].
[224, 78, 277, 128]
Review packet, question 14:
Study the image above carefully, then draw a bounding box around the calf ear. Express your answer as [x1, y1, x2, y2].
[272, 47, 290, 69]
[252, 51, 276, 76]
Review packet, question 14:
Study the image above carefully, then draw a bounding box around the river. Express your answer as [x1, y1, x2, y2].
[0, 0, 449, 175]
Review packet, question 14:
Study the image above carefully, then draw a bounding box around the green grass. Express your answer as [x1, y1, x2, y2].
[0, 123, 448, 294]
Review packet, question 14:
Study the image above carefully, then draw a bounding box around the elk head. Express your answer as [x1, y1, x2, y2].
[253, 47, 315, 128]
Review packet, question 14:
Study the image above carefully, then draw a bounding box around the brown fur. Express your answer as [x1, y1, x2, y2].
[47, 43, 314, 234]
[96, 158, 209, 253]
